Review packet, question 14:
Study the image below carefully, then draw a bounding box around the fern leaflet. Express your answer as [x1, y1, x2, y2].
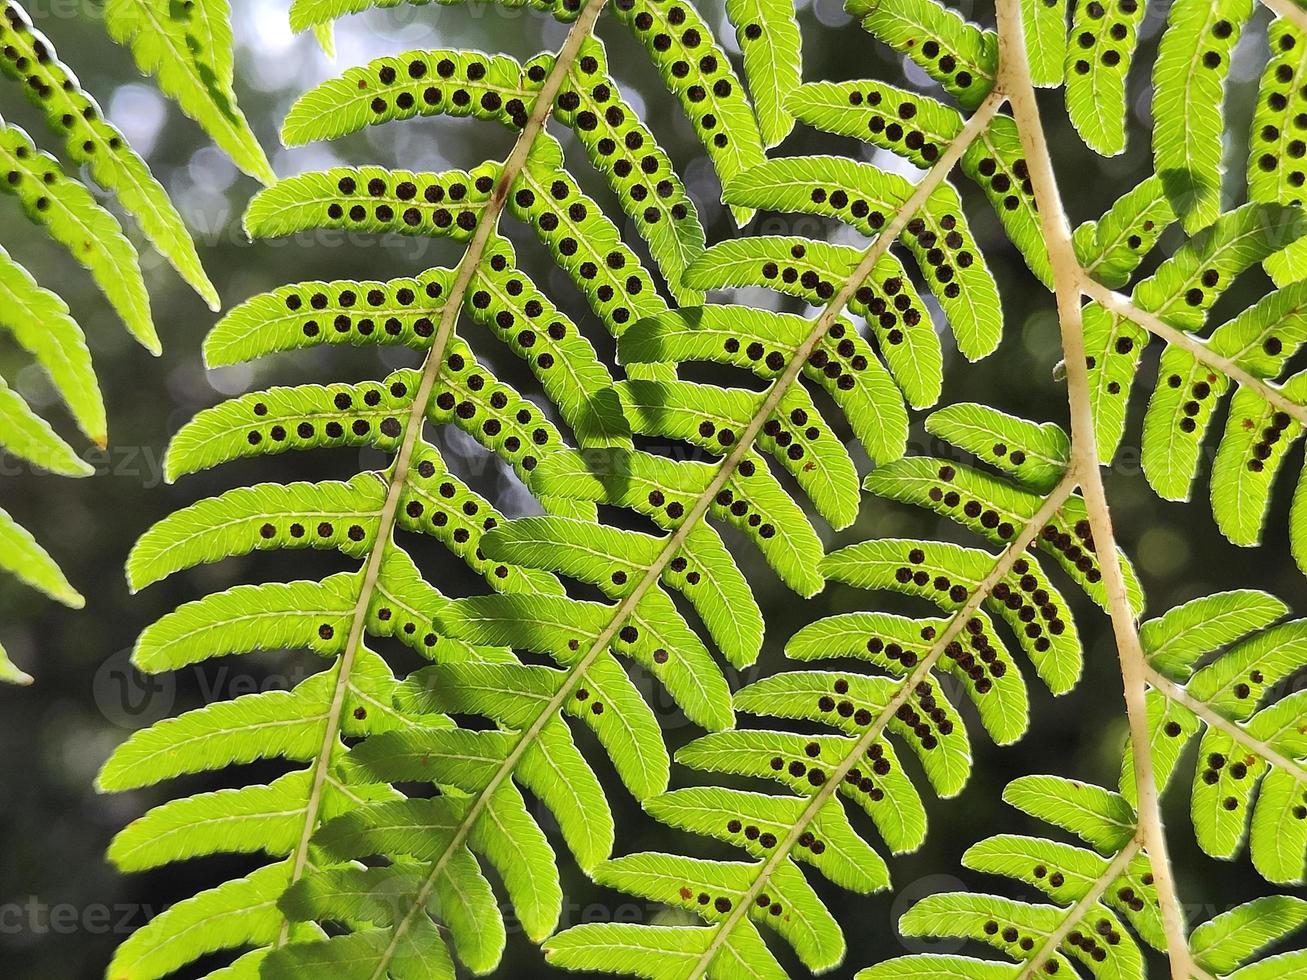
[102, 0, 273, 184]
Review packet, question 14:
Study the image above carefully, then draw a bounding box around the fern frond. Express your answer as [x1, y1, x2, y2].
[609, 0, 765, 226]
[546, 465, 1082, 977]
[109, 861, 298, 980]
[550, 38, 707, 303]
[480, 516, 762, 668]
[100, 565, 481, 975]
[621, 304, 907, 471]
[684, 235, 943, 410]
[244, 164, 498, 241]
[280, 48, 531, 144]
[87, 2, 1307, 977]
[785, 610, 1027, 747]
[1076, 200, 1307, 573]
[0, 376, 93, 480]
[616, 376, 861, 528]
[1123, 590, 1307, 885]
[786, 82, 1051, 284]
[439, 589, 732, 732]
[824, 537, 1084, 696]
[867, 403, 1144, 612]
[102, 0, 274, 183]
[506, 136, 672, 361]
[1073, 174, 1177, 289]
[1021, 0, 1067, 87]
[926, 401, 1071, 492]
[343, 85, 1008, 972]
[727, 0, 801, 147]
[0, 504, 82, 612]
[103, 0, 780, 969]
[0, 246, 103, 442]
[1249, 19, 1307, 286]
[203, 269, 454, 366]
[107, 3, 1027, 973]
[878, 803, 1147, 980]
[863, 770, 1307, 980]
[0, 2, 218, 307]
[0, 0, 234, 684]
[102, 227, 625, 979]
[533, 445, 825, 594]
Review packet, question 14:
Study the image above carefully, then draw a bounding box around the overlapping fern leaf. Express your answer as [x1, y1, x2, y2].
[864, 768, 1307, 980]
[1047, 0, 1288, 229]
[542, 404, 1145, 977]
[892, 0, 1307, 573]
[0, 0, 238, 682]
[802, 0, 1050, 287]
[99, 0, 1307, 976]
[838, 0, 1307, 584]
[96, 0, 827, 971]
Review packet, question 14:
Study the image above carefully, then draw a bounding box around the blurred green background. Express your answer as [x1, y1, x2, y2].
[0, 0, 1303, 976]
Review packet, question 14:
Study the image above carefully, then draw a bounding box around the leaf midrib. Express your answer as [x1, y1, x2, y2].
[273, 0, 616, 968]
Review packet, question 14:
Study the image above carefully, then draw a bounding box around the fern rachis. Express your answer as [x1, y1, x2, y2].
[277, 0, 620, 915]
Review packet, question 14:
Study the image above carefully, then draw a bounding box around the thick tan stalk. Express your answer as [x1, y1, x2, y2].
[276, 0, 609, 948]
[993, 1, 1192, 975]
[1078, 277, 1307, 426]
[688, 471, 1078, 978]
[1261, 0, 1307, 35]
